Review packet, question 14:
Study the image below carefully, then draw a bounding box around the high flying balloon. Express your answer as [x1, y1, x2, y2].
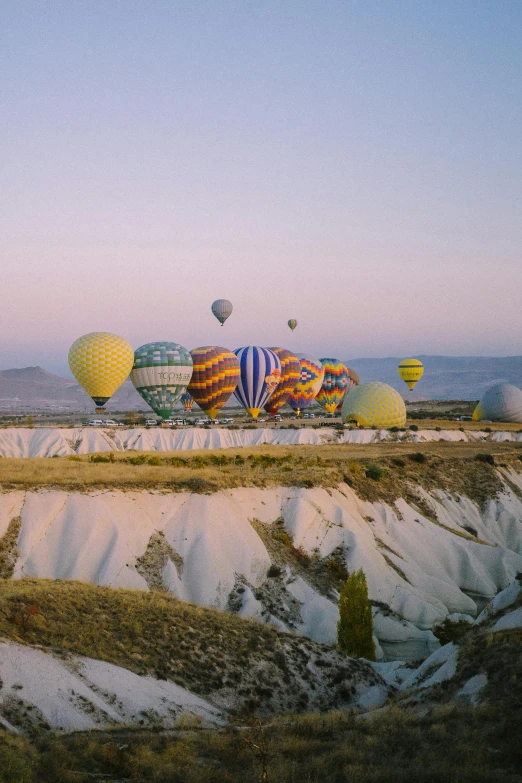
[398, 358, 424, 390]
[287, 354, 324, 415]
[68, 332, 134, 411]
[130, 342, 193, 420]
[233, 346, 282, 419]
[288, 319, 298, 331]
[211, 299, 233, 326]
[316, 358, 352, 414]
[264, 348, 301, 416]
[188, 346, 240, 420]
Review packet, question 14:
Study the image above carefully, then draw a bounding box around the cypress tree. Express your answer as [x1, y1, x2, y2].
[337, 568, 375, 660]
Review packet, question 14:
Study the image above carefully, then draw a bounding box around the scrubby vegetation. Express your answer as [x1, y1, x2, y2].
[0, 442, 519, 508]
[1, 700, 521, 782]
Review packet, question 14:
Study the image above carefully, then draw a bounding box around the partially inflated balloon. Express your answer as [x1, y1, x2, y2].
[287, 354, 324, 414]
[188, 346, 240, 420]
[212, 299, 233, 325]
[264, 348, 301, 415]
[316, 358, 352, 414]
[335, 367, 359, 413]
[233, 346, 282, 419]
[130, 343, 193, 419]
[181, 391, 195, 411]
[398, 358, 424, 390]
[288, 319, 297, 331]
[68, 332, 134, 410]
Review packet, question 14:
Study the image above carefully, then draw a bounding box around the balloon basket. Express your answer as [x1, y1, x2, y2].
[95, 407, 106, 413]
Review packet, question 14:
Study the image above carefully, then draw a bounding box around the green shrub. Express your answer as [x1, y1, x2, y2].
[408, 452, 426, 464]
[365, 464, 385, 481]
[475, 453, 495, 465]
[267, 564, 282, 578]
[434, 617, 472, 645]
[124, 454, 148, 465]
[88, 452, 115, 463]
[391, 458, 405, 467]
[337, 569, 375, 660]
[409, 424, 419, 431]
[147, 456, 163, 466]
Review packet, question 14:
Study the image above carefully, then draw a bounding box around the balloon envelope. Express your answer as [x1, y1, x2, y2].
[68, 332, 134, 410]
[130, 342, 193, 419]
[188, 346, 240, 419]
[288, 319, 298, 331]
[233, 346, 282, 419]
[398, 358, 424, 390]
[212, 299, 233, 325]
[342, 382, 406, 428]
[180, 391, 195, 411]
[316, 358, 352, 414]
[287, 354, 324, 413]
[264, 348, 301, 415]
[473, 383, 522, 423]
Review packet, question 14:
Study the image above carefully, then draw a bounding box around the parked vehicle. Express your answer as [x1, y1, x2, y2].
[221, 418, 234, 424]
[145, 419, 158, 427]
[104, 419, 118, 426]
[194, 418, 209, 426]
[272, 414, 282, 422]
[88, 420, 104, 427]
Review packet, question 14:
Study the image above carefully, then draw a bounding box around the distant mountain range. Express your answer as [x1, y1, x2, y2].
[1, 356, 522, 412]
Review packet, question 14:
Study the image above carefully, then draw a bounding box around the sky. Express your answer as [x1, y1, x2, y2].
[1, 1, 521, 375]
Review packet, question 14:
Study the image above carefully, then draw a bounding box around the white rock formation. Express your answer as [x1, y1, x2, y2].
[1, 426, 522, 457]
[2, 475, 522, 660]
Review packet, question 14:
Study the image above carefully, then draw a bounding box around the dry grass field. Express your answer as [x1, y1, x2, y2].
[0, 441, 521, 505]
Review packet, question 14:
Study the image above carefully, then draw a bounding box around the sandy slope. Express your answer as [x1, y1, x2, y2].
[2, 475, 522, 660]
[1, 426, 522, 457]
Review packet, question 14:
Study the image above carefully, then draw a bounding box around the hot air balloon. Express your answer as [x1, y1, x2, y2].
[342, 382, 406, 428]
[233, 346, 282, 419]
[315, 358, 353, 414]
[130, 342, 192, 420]
[68, 332, 134, 412]
[288, 319, 298, 331]
[398, 358, 424, 391]
[211, 299, 233, 326]
[287, 354, 324, 416]
[473, 383, 522, 423]
[335, 367, 360, 414]
[263, 348, 301, 416]
[188, 346, 240, 420]
[180, 391, 195, 412]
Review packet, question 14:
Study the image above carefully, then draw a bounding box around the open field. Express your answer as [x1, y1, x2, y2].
[0, 441, 521, 504]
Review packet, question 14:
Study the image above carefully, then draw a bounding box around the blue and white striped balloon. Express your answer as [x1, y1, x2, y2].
[233, 347, 282, 419]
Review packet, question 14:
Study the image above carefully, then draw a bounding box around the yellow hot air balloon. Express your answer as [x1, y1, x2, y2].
[398, 358, 424, 391]
[68, 332, 134, 411]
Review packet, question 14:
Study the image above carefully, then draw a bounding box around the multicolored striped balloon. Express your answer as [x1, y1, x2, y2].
[130, 342, 193, 419]
[316, 358, 352, 414]
[180, 391, 195, 411]
[188, 346, 240, 420]
[287, 354, 324, 414]
[233, 346, 282, 419]
[264, 347, 301, 416]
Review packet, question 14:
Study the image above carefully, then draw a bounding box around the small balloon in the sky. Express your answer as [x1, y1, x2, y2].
[398, 358, 424, 391]
[212, 299, 233, 326]
[288, 319, 298, 331]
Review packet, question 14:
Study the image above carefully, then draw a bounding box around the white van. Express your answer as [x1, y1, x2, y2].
[88, 420, 104, 427]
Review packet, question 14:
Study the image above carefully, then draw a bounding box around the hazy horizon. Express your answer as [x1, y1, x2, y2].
[2, 2, 521, 372]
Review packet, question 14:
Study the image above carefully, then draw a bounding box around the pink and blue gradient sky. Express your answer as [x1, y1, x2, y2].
[1, 1, 521, 375]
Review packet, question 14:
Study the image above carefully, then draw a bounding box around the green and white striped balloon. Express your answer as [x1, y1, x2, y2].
[130, 342, 193, 419]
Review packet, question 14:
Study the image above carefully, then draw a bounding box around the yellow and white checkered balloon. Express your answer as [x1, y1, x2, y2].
[341, 381, 406, 428]
[68, 332, 134, 406]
